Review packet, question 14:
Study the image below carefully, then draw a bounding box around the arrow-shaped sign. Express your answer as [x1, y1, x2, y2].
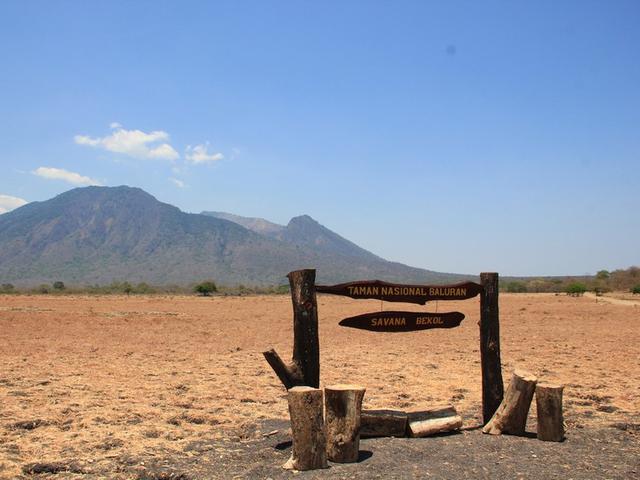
[338, 311, 465, 332]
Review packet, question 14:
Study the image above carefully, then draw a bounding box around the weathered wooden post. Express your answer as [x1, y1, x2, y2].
[536, 383, 565, 442]
[324, 384, 366, 463]
[263, 269, 320, 389]
[283, 386, 327, 470]
[480, 272, 504, 424]
[483, 369, 537, 435]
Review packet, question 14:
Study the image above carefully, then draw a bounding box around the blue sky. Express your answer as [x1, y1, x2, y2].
[0, 1, 638, 276]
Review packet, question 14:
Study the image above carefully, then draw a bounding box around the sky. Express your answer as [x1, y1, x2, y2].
[0, 1, 638, 277]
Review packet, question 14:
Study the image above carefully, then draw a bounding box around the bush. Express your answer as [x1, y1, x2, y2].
[38, 284, 50, 294]
[53, 281, 65, 291]
[194, 281, 217, 296]
[1, 283, 15, 293]
[632, 285, 640, 295]
[566, 282, 587, 296]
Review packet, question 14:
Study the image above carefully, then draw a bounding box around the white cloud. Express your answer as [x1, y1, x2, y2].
[185, 143, 224, 164]
[32, 167, 103, 186]
[74, 124, 179, 161]
[0, 194, 28, 214]
[170, 177, 185, 188]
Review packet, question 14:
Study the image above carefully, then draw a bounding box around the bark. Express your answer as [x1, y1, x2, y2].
[483, 369, 537, 435]
[536, 383, 565, 442]
[283, 386, 327, 471]
[324, 384, 366, 463]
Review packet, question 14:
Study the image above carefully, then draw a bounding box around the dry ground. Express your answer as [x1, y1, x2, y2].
[0, 292, 639, 478]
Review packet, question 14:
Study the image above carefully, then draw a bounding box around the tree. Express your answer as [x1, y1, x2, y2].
[504, 281, 527, 293]
[632, 285, 640, 295]
[1, 283, 15, 293]
[122, 282, 133, 295]
[596, 270, 610, 280]
[566, 282, 587, 297]
[53, 281, 65, 291]
[194, 281, 217, 296]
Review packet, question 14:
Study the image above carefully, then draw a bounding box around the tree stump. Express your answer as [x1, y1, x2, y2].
[483, 369, 537, 435]
[536, 383, 565, 442]
[324, 384, 366, 463]
[283, 386, 327, 471]
[361, 409, 408, 438]
[407, 405, 463, 437]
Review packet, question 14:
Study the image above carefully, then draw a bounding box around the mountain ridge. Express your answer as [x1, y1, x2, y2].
[0, 186, 472, 286]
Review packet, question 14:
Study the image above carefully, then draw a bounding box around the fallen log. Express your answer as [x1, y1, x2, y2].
[361, 409, 408, 438]
[483, 369, 537, 435]
[324, 384, 366, 463]
[407, 405, 463, 437]
[283, 386, 327, 471]
[536, 383, 565, 442]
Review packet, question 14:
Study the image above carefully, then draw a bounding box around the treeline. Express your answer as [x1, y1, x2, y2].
[502, 266, 640, 294]
[0, 280, 290, 296]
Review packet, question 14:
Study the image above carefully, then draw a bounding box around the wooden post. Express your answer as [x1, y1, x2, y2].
[483, 369, 537, 435]
[283, 386, 327, 471]
[324, 384, 366, 463]
[536, 383, 565, 442]
[480, 272, 504, 424]
[263, 269, 320, 389]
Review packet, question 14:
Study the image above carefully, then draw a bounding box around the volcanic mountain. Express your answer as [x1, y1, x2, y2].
[0, 186, 468, 286]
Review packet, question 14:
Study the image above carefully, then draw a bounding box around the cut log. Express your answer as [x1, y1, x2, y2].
[361, 409, 408, 438]
[407, 405, 463, 437]
[283, 386, 327, 471]
[263, 269, 320, 389]
[480, 272, 504, 424]
[483, 369, 537, 435]
[536, 383, 565, 442]
[324, 384, 366, 463]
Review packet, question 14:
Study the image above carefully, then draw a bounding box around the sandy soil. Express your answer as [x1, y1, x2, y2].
[1, 293, 639, 478]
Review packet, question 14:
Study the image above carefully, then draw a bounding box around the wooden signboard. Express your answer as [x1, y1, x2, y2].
[338, 311, 465, 332]
[316, 280, 482, 305]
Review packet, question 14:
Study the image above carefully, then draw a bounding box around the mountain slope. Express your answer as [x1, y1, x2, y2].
[0, 186, 470, 286]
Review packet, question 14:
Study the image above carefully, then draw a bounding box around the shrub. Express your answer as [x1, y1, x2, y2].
[566, 282, 587, 296]
[632, 285, 640, 295]
[53, 281, 65, 291]
[1, 283, 15, 293]
[38, 284, 50, 294]
[194, 281, 217, 296]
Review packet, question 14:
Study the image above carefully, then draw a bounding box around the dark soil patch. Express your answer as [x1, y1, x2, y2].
[75, 419, 640, 480]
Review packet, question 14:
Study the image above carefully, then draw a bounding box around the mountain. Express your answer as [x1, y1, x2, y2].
[0, 186, 470, 286]
[202, 212, 380, 261]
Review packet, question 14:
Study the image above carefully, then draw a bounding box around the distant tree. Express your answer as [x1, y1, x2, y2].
[1, 283, 15, 293]
[566, 282, 587, 297]
[194, 281, 217, 296]
[596, 270, 610, 280]
[53, 281, 65, 291]
[122, 282, 133, 295]
[504, 281, 527, 293]
[632, 285, 640, 295]
[134, 282, 153, 294]
[38, 284, 50, 294]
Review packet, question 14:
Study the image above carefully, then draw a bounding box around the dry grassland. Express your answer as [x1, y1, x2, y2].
[0, 293, 639, 478]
